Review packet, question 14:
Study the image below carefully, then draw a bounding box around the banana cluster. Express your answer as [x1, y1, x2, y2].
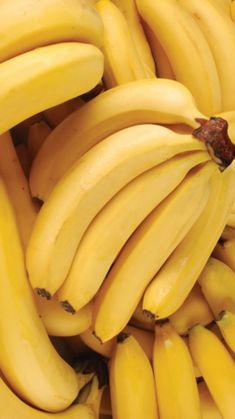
[0, 0, 235, 418]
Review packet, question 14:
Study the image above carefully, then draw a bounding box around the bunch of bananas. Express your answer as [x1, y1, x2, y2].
[0, 0, 235, 418]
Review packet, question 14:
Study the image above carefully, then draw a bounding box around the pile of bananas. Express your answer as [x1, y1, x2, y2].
[1, 0, 235, 418]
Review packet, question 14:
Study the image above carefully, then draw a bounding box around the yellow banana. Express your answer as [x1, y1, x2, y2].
[35, 295, 92, 337]
[111, 0, 156, 76]
[169, 283, 214, 335]
[213, 238, 235, 271]
[213, 0, 232, 15]
[0, 42, 104, 136]
[136, 0, 221, 115]
[227, 213, 235, 227]
[0, 176, 79, 412]
[143, 161, 235, 319]
[216, 310, 235, 353]
[92, 163, 214, 343]
[43, 97, 85, 129]
[28, 120, 52, 160]
[131, 300, 155, 331]
[58, 151, 209, 313]
[27, 124, 206, 299]
[179, 0, 235, 111]
[231, 0, 235, 20]
[198, 257, 235, 316]
[153, 322, 201, 419]
[189, 324, 235, 419]
[0, 0, 103, 62]
[95, 0, 148, 88]
[29, 78, 205, 201]
[182, 335, 202, 378]
[198, 381, 223, 419]
[0, 131, 37, 248]
[109, 334, 158, 419]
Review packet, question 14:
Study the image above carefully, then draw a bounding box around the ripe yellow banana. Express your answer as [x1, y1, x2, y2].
[80, 325, 154, 361]
[198, 257, 235, 316]
[92, 163, 214, 342]
[216, 310, 235, 353]
[0, 42, 104, 136]
[179, 0, 235, 111]
[189, 325, 235, 419]
[111, 0, 156, 76]
[27, 124, 206, 299]
[29, 78, 205, 201]
[109, 334, 158, 419]
[0, 176, 79, 412]
[95, 0, 148, 88]
[35, 295, 92, 337]
[213, 238, 235, 271]
[198, 381, 223, 419]
[169, 283, 214, 335]
[0, 0, 103, 62]
[0, 371, 101, 419]
[153, 322, 201, 419]
[58, 151, 209, 313]
[213, 0, 232, 15]
[28, 120, 52, 160]
[136, 0, 221, 115]
[227, 213, 235, 227]
[0, 131, 37, 248]
[131, 300, 155, 331]
[231, 0, 235, 20]
[143, 161, 235, 319]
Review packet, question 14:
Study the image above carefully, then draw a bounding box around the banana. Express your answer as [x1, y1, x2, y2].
[0, 42, 104, 136]
[221, 226, 235, 240]
[231, 0, 235, 20]
[58, 151, 209, 313]
[143, 161, 235, 319]
[216, 310, 235, 353]
[0, 372, 101, 419]
[28, 120, 52, 160]
[0, 131, 37, 248]
[143, 23, 176, 79]
[0, 175, 79, 411]
[111, 0, 156, 76]
[153, 322, 201, 419]
[0, 0, 103, 62]
[79, 325, 154, 361]
[213, 238, 235, 271]
[198, 381, 223, 419]
[182, 335, 202, 378]
[43, 97, 85, 129]
[169, 283, 214, 335]
[131, 300, 155, 331]
[95, 0, 148, 88]
[27, 124, 207, 299]
[109, 333, 158, 419]
[29, 78, 205, 201]
[213, 0, 232, 15]
[227, 213, 235, 227]
[179, 0, 235, 111]
[100, 386, 112, 417]
[189, 324, 235, 419]
[92, 163, 214, 343]
[136, 0, 221, 115]
[35, 295, 92, 337]
[15, 142, 31, 177]
[198, 257, 235, 316]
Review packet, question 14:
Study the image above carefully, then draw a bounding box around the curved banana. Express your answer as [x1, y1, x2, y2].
[92, 163, 214, 343]
[28, 120, 52, 160]
[29, 78, 205, 201]
[169, 283, 214, 335]
[213, 0, 232, 15]
[27, 124, 206, 299]
[153, 322, 201, 419]
[0, 0, 103, 62]
[213, 237, 235, 271]
[109, 334, 158, 419]
[216, 310, 235, 353]
[111, 0, 156, 76]
[0, 42, 104, 136]
[198, 257, 235, 316]
[95, 0, 148, 88]
[198, 381, 223, 419]
[0, 176, 79, 412]
[0, 131, 37, 248]
[189, 324, 235, 419]
[143, 161, 235, 319]
[179, 0, 235, 111]
[131, 300, 155, 331]
[0, 372, 100, 419]
[35, 295, 92, 337]
[79, 325, 154, 361]
[136, 0, 221, 115]
[58, 151, 209, 313]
